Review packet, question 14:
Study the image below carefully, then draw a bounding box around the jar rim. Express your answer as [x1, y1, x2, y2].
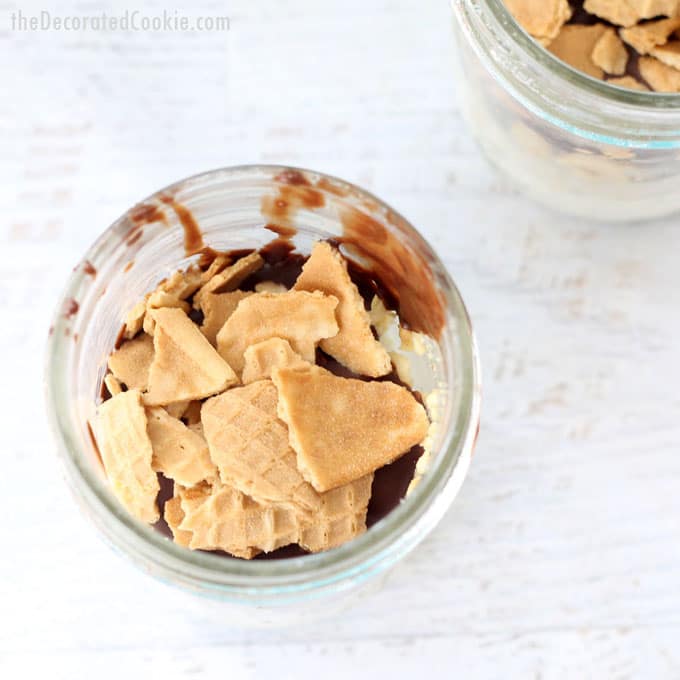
[453, 0, 680, 146]
[45, 164, 482, 601]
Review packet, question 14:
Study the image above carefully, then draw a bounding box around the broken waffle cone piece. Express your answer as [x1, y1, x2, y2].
[164, 492, 193, 547]
[104, 374, 123, 397]
[201, 380, 322, 515]
[216, 291, 339, 374]
[293, 241, 391, 377]
[584, 0, 640, 28]
[299, 474, 373, 552]
[161, 266, 203, 300]
[620, 17, 680, 54]
[144, 307, 238, 405]
[147, 406, 216, 486]
[123, 299, 146, 340]
[504, 0, 572, 43]
[194, 252, 264, 302]
[651, 41, 680, 69]
[197, 290, 252, 346]
[242, 338, 310, 384]
[639, 54, 680, 90]
[178, 479, 296, 558]
[272, 366, 430, 492]
[591, 27, 629, 75]
[95, 390, 159, 523]
[549, 24, 608, 79]
[107, 333, 155, 391]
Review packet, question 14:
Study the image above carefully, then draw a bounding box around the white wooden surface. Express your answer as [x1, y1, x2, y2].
[3, 1, 680, 678]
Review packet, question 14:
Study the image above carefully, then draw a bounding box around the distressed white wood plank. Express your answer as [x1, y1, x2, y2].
[2, 0, 680, 678]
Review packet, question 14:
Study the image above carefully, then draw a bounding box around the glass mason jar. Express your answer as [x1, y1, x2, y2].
[450, 0, 680, 222]
[45, 165, 481, 623]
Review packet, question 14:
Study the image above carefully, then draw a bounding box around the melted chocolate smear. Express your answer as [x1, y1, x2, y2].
[84, 261, 97, 277]
[129, 203, 167, 226]
[153, 474, 176, 539]
[114, 324, 126, 350]
[187, 306, 204, 326]
[275, 169, 311, 186]
[367, 445, 424, 527]
[126, 229, 143, 247]
[265, 222, 298, 238]
[166, 200, 205, 256]
[87, 421, 104, 470]
[64, 298, 79, 318]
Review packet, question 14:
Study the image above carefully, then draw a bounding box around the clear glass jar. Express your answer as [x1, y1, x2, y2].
[45, 165, 481, 622]
[450, 0, 680, 221]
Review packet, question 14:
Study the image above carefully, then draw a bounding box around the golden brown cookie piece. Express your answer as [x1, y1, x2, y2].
[197, 290, 252, 346]
[95, 390, 159, 523]
[299, 475, 373, 552]
[108, 333, 154, 391]
[639, 54, 680, 90]
[584, 0, 640, 28]
[608, 74, 651, 89]
[144, 307, 238, 405]
[216, 291, 339, 374]
[272, 366, 430, 492]
[549, 24, 608, 78]
[194, 252, 264, 302]
[628, 0, 680, 20]
[164, 493, 193, 547]
[201, 381, 321, 514]
[592, 28, 629, 74]
[620, 18, 680, 54]
[242, 338, 310, 384]
[104, 374, 123, 397]
[651, 41, 680, 69]
[200, 254, 231, 285]
[123, 299, 147, 340]
[147, 406, 216, 486]
[505, 0, 572, 43]
[178, 480, 295, 558]
[161, 266, 203, 300]
[294, 242, 391, 377]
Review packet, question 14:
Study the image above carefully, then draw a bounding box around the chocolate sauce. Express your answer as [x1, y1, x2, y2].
[113, 324, 126, 350]
[124, 261, 134, 273]
[160, 197, 205, 256]
[265, 223, 298, 238]
[64, 298, 79, 318]
[126, 229, 143, 247]
[153, 473, 176, 539]
[129, 203, 167, 226]
[83, 261, 97, 278]
[87, 421, 104, 470]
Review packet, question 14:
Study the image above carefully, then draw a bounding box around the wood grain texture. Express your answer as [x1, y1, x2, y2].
[3, 0, 680, 678]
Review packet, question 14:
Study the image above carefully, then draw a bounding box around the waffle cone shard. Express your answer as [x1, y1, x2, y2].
[164, 492, 192, 547]
[198, 290, 252, 346]
[195, 252, 264, 302]
[201, 381, 321, 515]
[242, 338, 310, 384]
[95, 390, 159, 523]
[144, 307, 238, 405]
[178, 480, 295, 558]
[147, 406, 216, 486]
[294, 242, 391, 377]
[108, 333, 154, 391]
[216, 291, 339, 374]
[272, 366, 429, 492]
[299, 474, 373, 552]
